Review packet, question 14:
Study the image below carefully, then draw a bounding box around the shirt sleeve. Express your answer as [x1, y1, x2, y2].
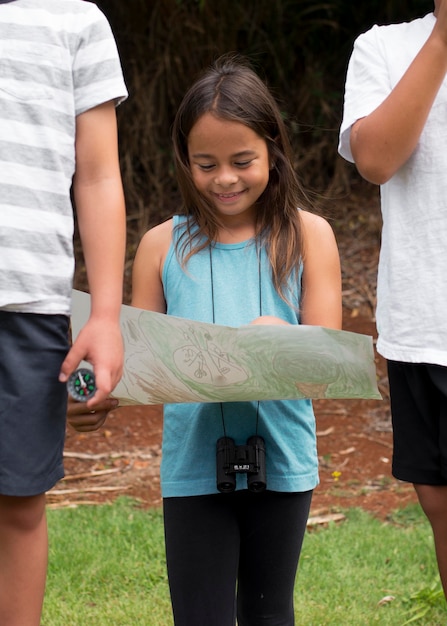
[338, 25, 391, 163]
[72, 5, 128, 116]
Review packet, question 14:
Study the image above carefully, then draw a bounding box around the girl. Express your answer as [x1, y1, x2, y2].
[132, 55, 342, 626]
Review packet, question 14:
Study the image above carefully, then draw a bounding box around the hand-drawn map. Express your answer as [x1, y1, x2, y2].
[71, 290, 381, 405]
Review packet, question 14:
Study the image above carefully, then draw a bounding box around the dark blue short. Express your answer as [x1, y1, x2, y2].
[0, 311, 69, 496]
[388, 360, 447, 486]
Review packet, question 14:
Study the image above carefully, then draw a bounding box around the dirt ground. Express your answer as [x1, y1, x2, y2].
[53, 187, 419, 520]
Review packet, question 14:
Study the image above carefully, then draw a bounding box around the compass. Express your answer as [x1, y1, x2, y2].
[67, 368, 96, 402]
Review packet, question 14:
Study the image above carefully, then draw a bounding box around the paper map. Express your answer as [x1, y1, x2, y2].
[71, 290, 381, 405]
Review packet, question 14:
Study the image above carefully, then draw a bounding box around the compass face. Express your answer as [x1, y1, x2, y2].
[67, 368, 96, 402]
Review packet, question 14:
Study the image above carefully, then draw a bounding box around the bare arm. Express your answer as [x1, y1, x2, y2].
[251, 212, 342, 330]
[59, 101, 126, 405]
[131, 219, 172, 313]
[299, 211, 342, 330]
[351, 2, 447, 184]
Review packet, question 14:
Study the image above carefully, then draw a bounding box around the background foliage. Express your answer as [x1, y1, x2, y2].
[90, 0, 432, 287]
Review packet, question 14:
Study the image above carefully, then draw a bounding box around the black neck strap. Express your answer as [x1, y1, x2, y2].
[209, 243, 262, 436]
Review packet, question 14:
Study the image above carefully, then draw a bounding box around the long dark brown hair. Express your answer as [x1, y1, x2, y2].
[172, 53, 310, 301]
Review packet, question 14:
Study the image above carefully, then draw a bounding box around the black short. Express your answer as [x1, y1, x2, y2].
[0, 311, 70, 496]
[388, 360, 447, 485]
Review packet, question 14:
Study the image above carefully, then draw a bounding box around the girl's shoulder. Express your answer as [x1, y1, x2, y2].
[299, 209, 339, 263]
[299, 209, 336, 240]
[136, 217, 173, 263]
[140, 217, 173, 245]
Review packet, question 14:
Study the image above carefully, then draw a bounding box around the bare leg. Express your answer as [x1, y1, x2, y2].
[0, 494, 47, 626]
[414, 484, 447, 598]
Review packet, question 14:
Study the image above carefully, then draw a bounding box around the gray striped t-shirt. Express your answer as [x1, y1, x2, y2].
[0, 0, 128, 314]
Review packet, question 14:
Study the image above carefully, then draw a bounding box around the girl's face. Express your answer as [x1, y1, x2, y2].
[187, 112, 270, 225]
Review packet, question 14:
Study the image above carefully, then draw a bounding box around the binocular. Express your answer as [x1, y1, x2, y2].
[216, 435, 266, 493]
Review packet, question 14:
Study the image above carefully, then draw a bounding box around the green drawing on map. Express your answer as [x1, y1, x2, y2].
[71, 290, 381, 405]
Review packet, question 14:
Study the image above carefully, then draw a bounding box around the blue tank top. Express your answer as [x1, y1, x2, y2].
[161, 215, 318, 497]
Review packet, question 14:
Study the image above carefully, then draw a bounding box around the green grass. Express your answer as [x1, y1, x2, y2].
[42, 499, 446, 625]
[296, 506, 445, 625]
[43, 499, 171, 625]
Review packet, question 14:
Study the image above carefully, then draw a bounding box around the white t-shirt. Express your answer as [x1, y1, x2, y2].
[0, 0, 128, 314]
[339, 12, 447, 366]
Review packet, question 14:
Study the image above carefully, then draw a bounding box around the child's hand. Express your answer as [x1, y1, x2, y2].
[67, 396, 119, 432]
[250, 315, 290, 326]
[60, 317, 124, 406]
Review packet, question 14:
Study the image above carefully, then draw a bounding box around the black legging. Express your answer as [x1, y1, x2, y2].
[163, 489, 313, 626]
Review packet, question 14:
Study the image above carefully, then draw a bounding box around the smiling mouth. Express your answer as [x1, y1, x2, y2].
[214, 190, 246, 200]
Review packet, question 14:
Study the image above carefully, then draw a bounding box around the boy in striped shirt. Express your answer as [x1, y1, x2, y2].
[0, 1, 127, 623]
